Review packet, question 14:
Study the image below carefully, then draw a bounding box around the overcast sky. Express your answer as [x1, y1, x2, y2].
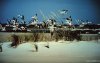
[0, 0, 100, 24]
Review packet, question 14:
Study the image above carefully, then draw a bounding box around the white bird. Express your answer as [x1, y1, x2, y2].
[59, 9, 68, 14]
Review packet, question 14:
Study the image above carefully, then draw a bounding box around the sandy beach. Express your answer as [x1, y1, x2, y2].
[0, 40, 100, 63]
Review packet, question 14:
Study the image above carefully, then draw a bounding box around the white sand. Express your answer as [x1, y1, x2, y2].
[0, 40, 100, 63]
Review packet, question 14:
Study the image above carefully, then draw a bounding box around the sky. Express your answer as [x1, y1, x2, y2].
[0, 0, 100, 24]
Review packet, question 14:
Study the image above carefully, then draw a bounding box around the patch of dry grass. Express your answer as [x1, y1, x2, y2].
[0, 32, 99, 42]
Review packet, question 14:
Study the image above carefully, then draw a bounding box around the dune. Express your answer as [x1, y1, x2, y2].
[0, 40, 100, 63]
